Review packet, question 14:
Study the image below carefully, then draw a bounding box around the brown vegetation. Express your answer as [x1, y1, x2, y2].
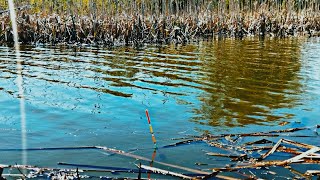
[0, 0, 319, 46]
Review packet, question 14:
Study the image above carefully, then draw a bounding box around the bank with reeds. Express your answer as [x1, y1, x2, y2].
[0, 0, 320, 46]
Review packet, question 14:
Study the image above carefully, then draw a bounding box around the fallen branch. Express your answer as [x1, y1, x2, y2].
[285, 147, 320, 163]
[260, 139, 283, 160]
[95, 146, 211, 175]
[282, 139, 317, 149]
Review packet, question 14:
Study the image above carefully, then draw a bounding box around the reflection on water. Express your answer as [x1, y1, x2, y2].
[0, 38, 318, 129]
[193, 38, 304, 127]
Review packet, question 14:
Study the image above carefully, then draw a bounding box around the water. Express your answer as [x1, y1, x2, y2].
[0, 38, 320, 177]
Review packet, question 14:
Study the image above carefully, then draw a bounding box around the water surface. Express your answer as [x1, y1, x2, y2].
[0, 37, 320, 177]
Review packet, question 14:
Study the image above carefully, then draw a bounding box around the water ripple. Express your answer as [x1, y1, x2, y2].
[1, 38, 320, 128]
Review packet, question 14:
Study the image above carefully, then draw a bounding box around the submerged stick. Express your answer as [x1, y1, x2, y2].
[0, 146, 97, 151]
[95, 146, 210, 175]
[206, 152, 247, 161]
[58, 162, 147, 173]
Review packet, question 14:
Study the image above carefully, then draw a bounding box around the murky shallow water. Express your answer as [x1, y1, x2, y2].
[1, 37, 320, 178]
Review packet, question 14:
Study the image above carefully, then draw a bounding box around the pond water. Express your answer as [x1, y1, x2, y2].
[0, 37, 320, 178]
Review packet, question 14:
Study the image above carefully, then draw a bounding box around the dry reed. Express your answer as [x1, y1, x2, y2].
[0, 0, 319, 46]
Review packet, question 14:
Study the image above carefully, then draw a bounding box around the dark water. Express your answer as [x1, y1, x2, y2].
[0, 37, 320, 178]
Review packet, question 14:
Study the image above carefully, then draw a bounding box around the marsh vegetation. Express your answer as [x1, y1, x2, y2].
[1, 0, 320, 45]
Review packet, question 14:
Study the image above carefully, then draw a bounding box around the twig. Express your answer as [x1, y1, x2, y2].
[0, 167, 5, 180]
[76, 168, 80, 180]
[260, 139, 283, 160]
[285, 147, 320, 163]
[282, 139, 317, 149]
[15, 163, 27, 179]
[138, 163, 142, 180]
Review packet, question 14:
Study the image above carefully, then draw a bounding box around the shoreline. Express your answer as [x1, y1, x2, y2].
[1, 9, 319, 46]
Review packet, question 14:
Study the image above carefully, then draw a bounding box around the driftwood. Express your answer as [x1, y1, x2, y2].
[1, 124, 319, 179]
[260, 139, 283, 160]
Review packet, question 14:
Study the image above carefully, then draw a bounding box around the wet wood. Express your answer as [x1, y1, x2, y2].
[138, 164, 193, 179]
[260, 139, 282, 160]
[282, 139, 317, 149]
[285, 147, 320, 163]
[95, 146, 211, 175]
[1, 124, 319, 179]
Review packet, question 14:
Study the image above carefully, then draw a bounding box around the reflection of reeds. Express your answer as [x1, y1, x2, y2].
[0, 0, 319, 45]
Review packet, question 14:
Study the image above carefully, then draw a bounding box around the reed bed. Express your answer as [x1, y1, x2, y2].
[0, 0, 319, 46]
